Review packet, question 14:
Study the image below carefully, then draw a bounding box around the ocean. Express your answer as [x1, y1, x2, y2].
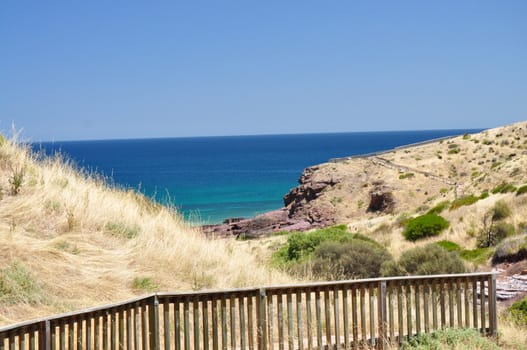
[34, 129, 480, 224]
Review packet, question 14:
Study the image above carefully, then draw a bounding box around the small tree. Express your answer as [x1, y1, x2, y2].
[477, 201, 514, 248]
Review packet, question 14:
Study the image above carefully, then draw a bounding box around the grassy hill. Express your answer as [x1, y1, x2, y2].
[0, 134, 288, 325]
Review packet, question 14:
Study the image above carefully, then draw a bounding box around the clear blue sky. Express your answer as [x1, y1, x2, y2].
[1, 1, 526, 141]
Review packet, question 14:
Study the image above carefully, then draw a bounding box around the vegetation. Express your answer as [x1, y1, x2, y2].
[508, 296, 527, 326]
[403, 214, 449, 241]
[0, 133, 289, 325]
[399, 172, 415, 180]
[516, 185, 527, 196]
[477, 201, 516, 248]
[272, 225, 373, 263]
[492, 182, 517, 194]
[272, 225, 393, 280]
[434, 240, 492, 265]
[381, 244, 466, 276]
[0, 262, 43, 305]
[449, 193, 487, 211]
[493, 236, 527, 264]
[310, 240, 393, 280]
[401, 328, 500, 350]
[427, 201, 450, 215]
[132, 277, 158, 292]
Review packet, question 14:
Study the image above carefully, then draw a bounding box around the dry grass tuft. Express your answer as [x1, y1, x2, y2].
[0, 135, 290, 325]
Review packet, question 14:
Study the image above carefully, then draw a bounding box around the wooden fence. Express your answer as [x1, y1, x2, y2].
[0, 272, 497, 350]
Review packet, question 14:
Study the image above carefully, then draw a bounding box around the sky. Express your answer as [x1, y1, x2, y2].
[1, 1, 526, 141]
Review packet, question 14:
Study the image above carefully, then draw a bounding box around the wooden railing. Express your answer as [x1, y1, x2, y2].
[0, 272, 497, 350]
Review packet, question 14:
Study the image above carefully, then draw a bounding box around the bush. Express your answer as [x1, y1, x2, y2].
[508, 297, 527, 326]
[381, 244, 466, 276]
[477, 221, 516, 248]
[491, 200, 511, 221]
[492, 235, 527, 264]
[403, 214, 449, 241]
[516, 185, 527, 196]
[310, 241, 393, 280]
[272, 225, 375, 264]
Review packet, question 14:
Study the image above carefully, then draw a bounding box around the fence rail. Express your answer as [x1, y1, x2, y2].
[0, 273, 497, 350]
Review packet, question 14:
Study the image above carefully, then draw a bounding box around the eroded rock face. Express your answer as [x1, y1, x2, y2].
[284, 166, 337, 220]
[367, 182, 395, 213]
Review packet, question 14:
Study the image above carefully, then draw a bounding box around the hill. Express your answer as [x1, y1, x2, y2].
[0, 134, 288, 326]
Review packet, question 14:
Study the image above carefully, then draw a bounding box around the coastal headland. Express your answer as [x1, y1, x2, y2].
[203, 121, 527, 239]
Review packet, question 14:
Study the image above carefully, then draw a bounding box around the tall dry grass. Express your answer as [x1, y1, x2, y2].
[0, 135, 290, 326]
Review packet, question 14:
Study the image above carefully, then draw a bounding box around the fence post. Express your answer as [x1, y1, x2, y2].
[38, 319, 51, 350]
[149, 295, 160, 350]
[489, 274, 497, 336]
[377, 281, 387, 350]
[256, 288, 267, 350]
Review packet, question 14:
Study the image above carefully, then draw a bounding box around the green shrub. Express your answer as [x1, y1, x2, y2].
[508, 296, 527, 326]
[403, 214, 450, 241]
[401, 328, 499, 350]
[381, 244, 466, 276]
[516, 185, 527, 196]
[0, 262, 43, 304]
[272, 225, 375, 264]
[491, 182, 517, 194]
[492, 236, 527, 264]
[310, 241, 393, 280]
[435, 240, 461, 252]
[427, 201, 450, 215]
[477, 221, 516, 248]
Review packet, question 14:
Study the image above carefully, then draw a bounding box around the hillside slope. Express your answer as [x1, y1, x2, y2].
[0, 136, 288, 326]
[284, 121, 527, 256]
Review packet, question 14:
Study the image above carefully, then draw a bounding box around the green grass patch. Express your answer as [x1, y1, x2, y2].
[105, 222, 141, 239]
[132, 277, 158, 292]
[399, 172, 415, 180]
[0, 262, 44, 305]
[449, 192, 488, 211]
[459, 247, 493, 265]
[491, 182, 517, 194]
[508, 296, 527, 326]
[516, 185, 527, 196]
[435, 240, 461, 252]
[401, 328, 499, 350]
[427, 201, 450, 215]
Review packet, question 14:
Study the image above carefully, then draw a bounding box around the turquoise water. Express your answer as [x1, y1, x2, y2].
[35, 130, 479, 224]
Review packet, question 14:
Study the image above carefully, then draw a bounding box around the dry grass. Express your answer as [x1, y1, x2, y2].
[0, 135, 291, 326]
